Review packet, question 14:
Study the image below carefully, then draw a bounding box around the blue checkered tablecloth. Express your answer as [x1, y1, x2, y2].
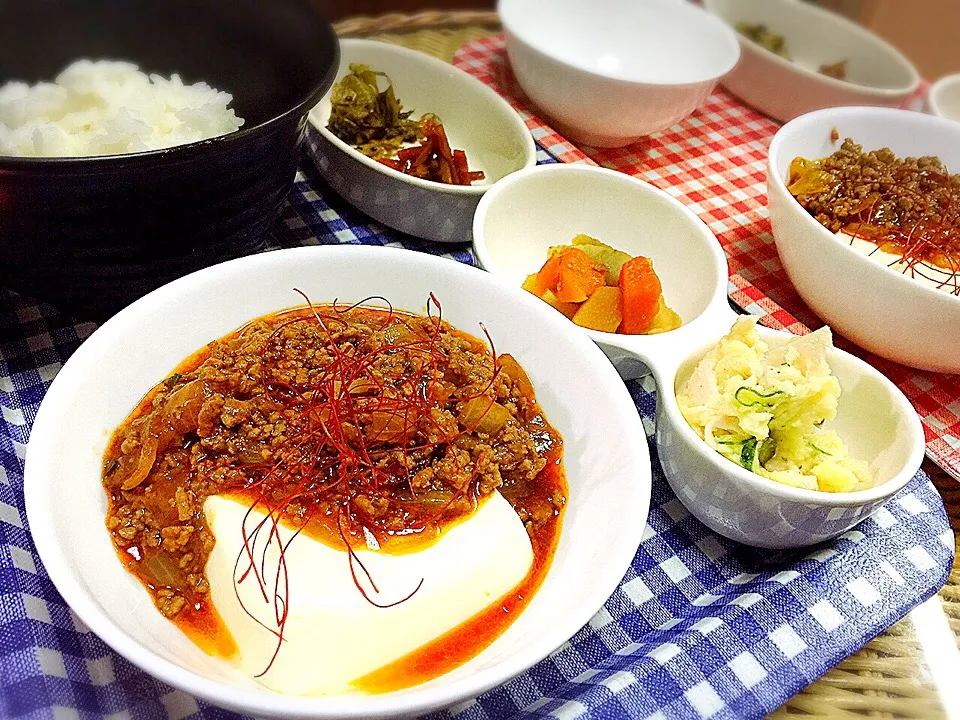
[0, 136, 954, 719]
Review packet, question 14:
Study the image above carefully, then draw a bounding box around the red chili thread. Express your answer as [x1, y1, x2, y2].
[229, 293, 503, 676]
[842, 168, 960, 296]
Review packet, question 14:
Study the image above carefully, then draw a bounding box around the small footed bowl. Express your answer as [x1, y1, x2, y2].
[498, 0, 740, 147]
[474, 163, 926, 548]
[307, 39, 535, 243]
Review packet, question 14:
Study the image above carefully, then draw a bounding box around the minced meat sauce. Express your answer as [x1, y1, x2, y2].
[787, 138, 960, 284]
[102, 304, 567, 649]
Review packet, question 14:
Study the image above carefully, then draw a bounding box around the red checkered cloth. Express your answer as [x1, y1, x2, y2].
[454, 34, 960, 481]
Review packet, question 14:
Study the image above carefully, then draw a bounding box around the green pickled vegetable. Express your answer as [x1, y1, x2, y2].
[735, 22, 789, 58]
[327, 64, 422, 160]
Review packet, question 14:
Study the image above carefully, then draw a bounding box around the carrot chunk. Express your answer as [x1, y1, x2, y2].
[618, 256, 663, 334]
[555, 248, 607, 303]
[531, 254, 563, 296]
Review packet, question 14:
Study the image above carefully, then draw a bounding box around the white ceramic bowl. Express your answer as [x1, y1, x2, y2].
[705, 0, 920, 123]
[929, 73, 960, 121]
[25, 245, 649, 719]
[307, 40, 536, 243]
[768, 106, 960, 373]
[657, 325, 925, 547]
[498, 0, 740, 148]
[474, 164, 926, 548]
[472, 164, 731, 379]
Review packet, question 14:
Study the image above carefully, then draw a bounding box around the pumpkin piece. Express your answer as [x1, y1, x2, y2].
[555, 248, 607, 303]
[540, 289, 580, 319]
[644, 297, 683, 334]
[521, 273, 540, 294]
[575, 244, 632, 285]
[572, 286, 623, 333]
[571, 233, 604, 247]
[565, 234, 632, 284]
[618, 256, 663, 334]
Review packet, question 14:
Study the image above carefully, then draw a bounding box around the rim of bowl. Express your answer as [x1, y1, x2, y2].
[472, 163, 732, 342]
[768, 105, 960, 308]
[498, 0, 741, 88]
[0, 20, 339, 167]
[704, 0, 920, 96]
[25, 244, 649, 719]
[928, 73, 960, 118]
[310, 39, 537, 196]
[662, 326, 926, 508]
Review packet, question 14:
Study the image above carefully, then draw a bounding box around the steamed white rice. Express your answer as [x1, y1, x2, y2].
[0, 59, 245, 157]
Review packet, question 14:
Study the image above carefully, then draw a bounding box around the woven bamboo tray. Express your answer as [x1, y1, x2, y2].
[333, 11, 960, 718]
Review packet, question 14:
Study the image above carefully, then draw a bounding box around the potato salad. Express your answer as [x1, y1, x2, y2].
[676, 317, 872, 493]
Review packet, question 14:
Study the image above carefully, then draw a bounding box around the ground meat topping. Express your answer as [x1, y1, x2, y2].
[102, 305, 566, 621]
[788, 138, 960, 293]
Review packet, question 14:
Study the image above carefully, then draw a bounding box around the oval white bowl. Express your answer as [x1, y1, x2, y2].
[308, 39, 536, 243]
[705, 0, 920, 123]
[472, 164, 730, 378]
[929, 73, 960, 121]
[474, 163, 926, 548]
[498, 0, 740, 147]
[768, 106, 960, 373]
[24, 245, 650, 718]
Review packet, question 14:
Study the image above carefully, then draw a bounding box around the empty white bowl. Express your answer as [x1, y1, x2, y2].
[474, 164, 926, 548]
[25, 245, 650, 718]
[498, 0, 740, 147]
[768, 106, 960, 373]
[705, 0, 920, 123]
[929, 73, 960, 121]
[308, 39, 535, 243]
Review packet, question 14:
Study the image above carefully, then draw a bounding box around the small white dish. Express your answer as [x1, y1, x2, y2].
[705, 0, 920, 123]
[498, 0, 740, 147]
[929, 73, 960, 121]
[308, 39, 535, 243]
[768, 106, 960, 373]
[25, 245, 649, 718]
[474, 164, 926, 548]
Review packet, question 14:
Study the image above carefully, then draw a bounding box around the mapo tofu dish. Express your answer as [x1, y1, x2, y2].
[101, 297, 566, 691]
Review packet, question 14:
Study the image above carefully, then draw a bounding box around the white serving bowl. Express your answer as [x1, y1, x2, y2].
[768, 106, 960, 373]
[498, 0, 740, 148]
[474, 164, 926, 548]
[656, 325, 925, 548]
[308, 40, 535, 243]
[705, 0, 920, 123]
[24, 245, 649, 719]
[473, 164, 730, 379]
[929, 73, 960, 121]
